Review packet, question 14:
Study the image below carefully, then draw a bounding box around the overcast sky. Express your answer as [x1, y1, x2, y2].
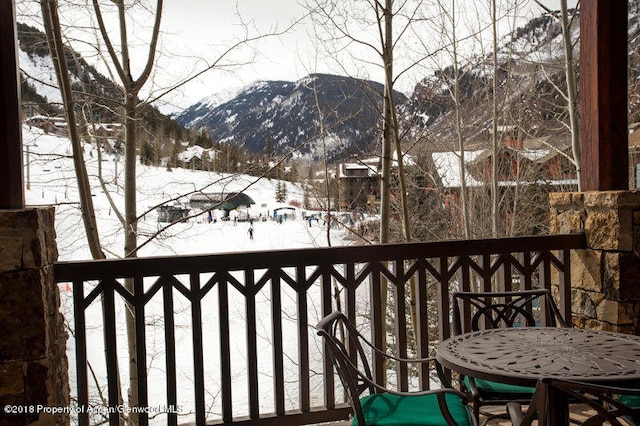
[17, 0, 579, 113]
[156, 0, 310, 111]
[157, 0, 579, 112]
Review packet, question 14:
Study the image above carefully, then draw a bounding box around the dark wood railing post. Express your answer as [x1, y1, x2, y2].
[580, 0, 629, 190]
[0, 0, 24, 209]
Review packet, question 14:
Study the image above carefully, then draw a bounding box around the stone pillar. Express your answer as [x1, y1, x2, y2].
[550, 191, 640, 334]
[0, 208, 69, 425]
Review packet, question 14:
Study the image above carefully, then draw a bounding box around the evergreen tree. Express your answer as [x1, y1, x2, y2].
[139, 139, 155, 165]
[195, 129, 213, 149]
[265, 131, 273, 160]
[288, 162, 299, 182]
[303, 166, 313, 208]
[275, 181, 287, 203]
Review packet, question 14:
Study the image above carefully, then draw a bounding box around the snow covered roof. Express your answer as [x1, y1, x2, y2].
[338, 161, 379, 178]
[178, 145, 219, 162]
[432, 150, 485, 188]
[189, 192, 255, 210]
[432, 148, 578, 189]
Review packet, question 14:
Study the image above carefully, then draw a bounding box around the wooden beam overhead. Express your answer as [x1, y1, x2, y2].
[0, 0, 24, 209]
[580, 0, 629, 191]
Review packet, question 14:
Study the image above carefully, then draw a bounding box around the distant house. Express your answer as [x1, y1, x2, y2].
[337, 158, 381, 211]
[24, 115, 126, 142]
[530, 139, 576, 182]
[24, 115, 67, 135]
[464, 133, 577, 187]
[431, 132, 579, 236]
[91, 122, 124, 139]
[178, 145, 219, 170]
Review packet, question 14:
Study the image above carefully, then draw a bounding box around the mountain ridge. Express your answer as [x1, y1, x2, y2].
[175, 73, 408, 161]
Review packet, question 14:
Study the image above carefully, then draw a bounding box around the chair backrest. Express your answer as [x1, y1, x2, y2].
[515, 378, 640, 426]
[318, 312, 477, 426]
[316, 311, 376, 425]
[452, 289, 567, 335]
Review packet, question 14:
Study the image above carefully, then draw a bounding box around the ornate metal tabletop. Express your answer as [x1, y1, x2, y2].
[436, 327, 640, 387]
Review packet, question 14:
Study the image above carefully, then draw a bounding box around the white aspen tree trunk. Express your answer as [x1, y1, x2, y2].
[379, 2, 392, 247]
[560, 0, 581, 190]
[491, 0, 500, 239]
[92, 1, 163, 423]
[534, 0, 581, 187]
[309, 80, 333, 247]
[450, 1, 471, 239]
[41, 0, 104, 260]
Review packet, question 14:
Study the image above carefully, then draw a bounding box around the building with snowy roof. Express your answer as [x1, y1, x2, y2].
[336, 158, 381, 211]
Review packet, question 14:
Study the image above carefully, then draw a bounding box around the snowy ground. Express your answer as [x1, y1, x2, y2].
[23, 125, 350, 260]
[23, 124, 357, 423]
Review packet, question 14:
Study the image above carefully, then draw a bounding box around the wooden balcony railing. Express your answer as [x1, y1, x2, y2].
[53, 233, 586, 426]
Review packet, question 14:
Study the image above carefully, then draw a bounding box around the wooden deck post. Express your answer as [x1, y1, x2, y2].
[0, 0, 24, 209]
[579, 0, 629, 191]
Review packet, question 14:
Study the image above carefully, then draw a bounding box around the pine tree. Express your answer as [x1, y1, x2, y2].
[139, 139, 155, 165]
[303, 167, 312, 208]
[288, 162, 299, 182]
[275, 181, 287, 203]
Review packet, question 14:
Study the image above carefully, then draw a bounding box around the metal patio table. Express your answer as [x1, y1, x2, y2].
[436, 327, 640, 425]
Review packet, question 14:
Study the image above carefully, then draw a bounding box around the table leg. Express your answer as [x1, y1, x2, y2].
[545, 386, 570, 426]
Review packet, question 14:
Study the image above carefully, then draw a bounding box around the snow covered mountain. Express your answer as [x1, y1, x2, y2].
[174, 74, 408, 161]
[405, 9, 639, 150]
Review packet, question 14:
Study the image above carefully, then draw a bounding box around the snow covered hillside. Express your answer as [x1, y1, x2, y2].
[22, 124, 351, 261]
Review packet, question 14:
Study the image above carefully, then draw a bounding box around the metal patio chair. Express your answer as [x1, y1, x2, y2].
[451, 289, 568, 423]
[317, 311, 477, 426]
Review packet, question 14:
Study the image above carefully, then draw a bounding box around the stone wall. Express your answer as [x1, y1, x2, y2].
[550, 191, 640, 334]
[0, 208, 69, 425]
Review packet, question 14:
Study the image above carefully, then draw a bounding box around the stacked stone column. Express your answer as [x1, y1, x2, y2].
[0, 208, 69, 425]
[550, 191, 640, 334]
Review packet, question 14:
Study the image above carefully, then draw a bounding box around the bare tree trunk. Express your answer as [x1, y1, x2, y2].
[490, 0, 500, 238]
[534, 0, 581, 187]
[449, 2, 471, 239]
[379, 0, 393, 247]
[560, 0, 581, 190]
[384, 63, 417, 351]
[387, 80, 411, 243]
[41, 0, 104, 260]
[123, 96, 139, 425]
[40, 3, 122, 422]
[376, 0, 395, 374]
[309, 80, 333, 246]
[92, 1, 163, 423]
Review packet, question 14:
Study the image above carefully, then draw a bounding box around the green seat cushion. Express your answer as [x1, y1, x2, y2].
[618, 393, 640, 408]
[352, 392, 473, 426]
[464, 376, 535, 395]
